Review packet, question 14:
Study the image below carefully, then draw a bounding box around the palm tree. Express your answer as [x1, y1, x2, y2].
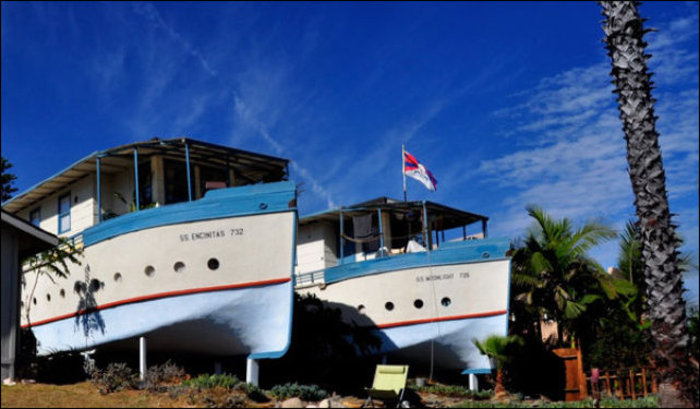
[473, 334, 524, 399]
[511, 206, 618, 345]
[601, 2, 697, 406]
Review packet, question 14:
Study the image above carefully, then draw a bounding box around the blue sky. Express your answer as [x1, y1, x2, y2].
[2, 2, 698, 306]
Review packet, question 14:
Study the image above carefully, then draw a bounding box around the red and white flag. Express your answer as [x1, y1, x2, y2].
[403, 149, 437, 192]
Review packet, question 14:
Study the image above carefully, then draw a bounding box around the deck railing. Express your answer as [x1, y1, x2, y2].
[294, 270, 326, 288]
[586, 367, 658, 400]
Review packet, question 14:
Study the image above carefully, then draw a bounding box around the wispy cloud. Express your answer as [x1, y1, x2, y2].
[127, 2, 337, 208]
[131, 3, 218, 78]
[234, 96, 336, 208]
[478, 12, 699, 270]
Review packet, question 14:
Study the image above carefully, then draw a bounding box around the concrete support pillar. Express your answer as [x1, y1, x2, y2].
[139, 337, 147, 381]
[150, 155, 165, 206]
[214, 361, 222, 375]
[246, 358, 259, 386]
[469, 374, 479, 391]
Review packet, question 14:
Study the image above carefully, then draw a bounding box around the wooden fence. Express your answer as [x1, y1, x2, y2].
[585, 367, 659, 400]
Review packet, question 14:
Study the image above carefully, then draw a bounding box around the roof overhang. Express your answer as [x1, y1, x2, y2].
[1, 210, 59, 259]
[300, 197, 488, 231]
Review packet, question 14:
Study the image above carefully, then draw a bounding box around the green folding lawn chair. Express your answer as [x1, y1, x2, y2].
[363, 364, 409, 408]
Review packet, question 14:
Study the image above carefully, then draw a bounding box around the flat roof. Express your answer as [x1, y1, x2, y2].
[2, 137, 290, 214]
[300, 196, 488, 231]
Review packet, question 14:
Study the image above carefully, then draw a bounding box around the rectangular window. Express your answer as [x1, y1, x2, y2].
[29, 208, 41, 227]
[58, 193, 71, 234]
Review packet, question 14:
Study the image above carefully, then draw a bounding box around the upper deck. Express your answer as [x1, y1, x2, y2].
[2, 137, 290, 238]
[295, 197, 493, 284]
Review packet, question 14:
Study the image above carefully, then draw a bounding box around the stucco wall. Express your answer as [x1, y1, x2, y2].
[296, 222, 338, 274]
[15, 175, 96, 238]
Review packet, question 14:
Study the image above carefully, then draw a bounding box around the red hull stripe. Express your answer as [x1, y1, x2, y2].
[22, 277, 292, 329]
[376, 309, 507, 329]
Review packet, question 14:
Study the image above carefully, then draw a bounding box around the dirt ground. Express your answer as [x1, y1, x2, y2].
[0, 381, 466, 408]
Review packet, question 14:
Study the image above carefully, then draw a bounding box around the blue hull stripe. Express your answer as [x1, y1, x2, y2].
[324, 237, 510, 284]
[84, 181, 296, 246]
[462, 368, 492, 375]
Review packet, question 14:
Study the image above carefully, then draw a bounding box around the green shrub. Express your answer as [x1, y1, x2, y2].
[181, 373, 241, 390]
[235, 382, 269, 403]
[269, 382, 328, 401]
[91, 362, 138, 394]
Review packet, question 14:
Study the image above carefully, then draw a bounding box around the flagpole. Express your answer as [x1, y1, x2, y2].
[402, 144, 407, 202]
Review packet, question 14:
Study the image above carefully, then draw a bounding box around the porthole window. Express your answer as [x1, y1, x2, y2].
[385, 302, 394, 311]
[173, 262, 186, 273]
[414, 299, 424, 309]
[46, 294, 51, 302]
[60, 289, 66, 298]
[441, 297, 452, 307]
[144, 266, 155, 277]
[114, 273, 123, 282]
[207, 258, 220, 270]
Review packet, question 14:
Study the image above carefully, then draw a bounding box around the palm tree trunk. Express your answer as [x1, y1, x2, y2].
[600, 2, 697, 407]
[494, 369, 507, 399]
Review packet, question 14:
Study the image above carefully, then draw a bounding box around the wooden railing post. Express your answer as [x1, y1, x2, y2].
[641, 367, 648, 397]
[617, 373, 624, 400]
[629, 370, 636, 400]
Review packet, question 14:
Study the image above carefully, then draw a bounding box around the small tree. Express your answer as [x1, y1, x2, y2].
[1, 156, 18, 202]
[510, 205, 619, 345]
[473, 334, 524, 399]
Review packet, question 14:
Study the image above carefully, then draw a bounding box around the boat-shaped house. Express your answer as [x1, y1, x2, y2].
[2, 138, 297, 383]
[295, 197, 510, 376]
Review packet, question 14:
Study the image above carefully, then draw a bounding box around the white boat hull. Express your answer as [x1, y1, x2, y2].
[297, 247, 510, 373]
[22, 183, 296, 359]
[32, 281, 292, 357]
